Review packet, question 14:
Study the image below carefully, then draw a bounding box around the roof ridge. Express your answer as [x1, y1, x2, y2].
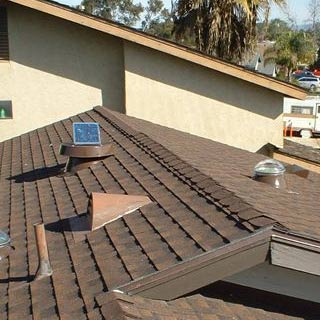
[93, 106, 276, 232]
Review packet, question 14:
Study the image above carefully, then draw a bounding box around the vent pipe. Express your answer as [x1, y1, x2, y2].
[254, 159, 287, 189]
[34, 223, 52, 280]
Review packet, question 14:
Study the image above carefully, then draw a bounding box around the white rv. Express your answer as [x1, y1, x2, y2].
[283, 96, 320, 137]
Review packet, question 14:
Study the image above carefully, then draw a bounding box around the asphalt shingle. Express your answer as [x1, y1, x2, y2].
[0, 106, 318, 318]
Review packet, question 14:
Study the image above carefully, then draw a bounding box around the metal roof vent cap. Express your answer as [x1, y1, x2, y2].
[59, 122, 113, 173]
[254, 159, 287, 189]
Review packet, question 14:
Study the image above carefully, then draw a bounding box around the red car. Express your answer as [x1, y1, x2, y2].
[313, 69, 320, 77]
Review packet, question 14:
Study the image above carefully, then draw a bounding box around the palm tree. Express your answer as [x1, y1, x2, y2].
[173, 0, 285, 63]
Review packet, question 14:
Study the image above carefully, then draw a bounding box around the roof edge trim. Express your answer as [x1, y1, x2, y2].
[9, 0, 306, 99]
[272, 230, 320, 249]
[96, 226, 273, 302]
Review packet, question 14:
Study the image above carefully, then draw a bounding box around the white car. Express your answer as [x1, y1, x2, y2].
[297, 77, 320, 91]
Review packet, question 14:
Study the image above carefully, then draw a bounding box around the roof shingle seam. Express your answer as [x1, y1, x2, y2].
[100, 157, 181, 270]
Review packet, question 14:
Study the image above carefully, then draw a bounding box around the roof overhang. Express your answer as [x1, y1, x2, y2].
[94, 226, 320, 302]
[8, 0, 307, 100]
[96, 227, 273, 302]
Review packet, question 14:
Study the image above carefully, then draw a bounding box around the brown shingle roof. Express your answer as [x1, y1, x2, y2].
[0, 106, 319, 319]
[114, 111, 320, 238]
[97, 291, 306, 320]
[278, 139, 320, 165]
[0, 106, 261, 319]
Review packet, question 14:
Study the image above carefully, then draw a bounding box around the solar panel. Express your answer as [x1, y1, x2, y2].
[73, 122, 101, 145]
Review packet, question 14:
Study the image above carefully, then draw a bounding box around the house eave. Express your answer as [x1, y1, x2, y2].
[93, 225, 320, 303]
[9, 0, 307, 100]
[96, 226, 273, 302]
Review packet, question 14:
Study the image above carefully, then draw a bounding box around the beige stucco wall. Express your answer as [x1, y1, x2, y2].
[0, 3, 124, 142]
[1, 3, 285, 151]
[124, 42, 284, 152]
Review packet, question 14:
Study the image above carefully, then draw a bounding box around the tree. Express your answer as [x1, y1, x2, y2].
[264, 31, 314, 80]
[173, 0, 286, 63]
[265, 18, 291, 40]
[80, 0, 143, 26]
[258, 1, 271, 41]
[141, 0, 174, 39]
[308, 0, 320, 55]
[308, 0, 320, 33]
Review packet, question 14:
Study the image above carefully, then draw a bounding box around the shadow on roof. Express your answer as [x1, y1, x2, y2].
[8, 164, 65, 183]
[194, 280, 320, 319]
[45, 213, 88, 233]
[0, 275, 34, 284]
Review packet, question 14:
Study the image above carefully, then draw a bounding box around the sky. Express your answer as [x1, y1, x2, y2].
[57, 0, 310, 25]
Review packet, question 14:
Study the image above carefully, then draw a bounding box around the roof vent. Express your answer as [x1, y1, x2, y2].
[59, 143, 113, 173]
[67, 192, 152, 242]
[59, 122, 113, 173]
[88, 193, 152, 231]
[254, 159, 286, 189]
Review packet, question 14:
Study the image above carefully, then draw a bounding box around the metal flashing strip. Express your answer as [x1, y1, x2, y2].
[96, 226, 273, 302]
[272, 234, 320, 253]
[272, 227, 320, 249]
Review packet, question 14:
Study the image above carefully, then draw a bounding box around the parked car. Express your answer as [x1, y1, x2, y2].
[291, 70, 315, 79]
[313, 69, 320, 77]
[297, 77, 320, 91]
